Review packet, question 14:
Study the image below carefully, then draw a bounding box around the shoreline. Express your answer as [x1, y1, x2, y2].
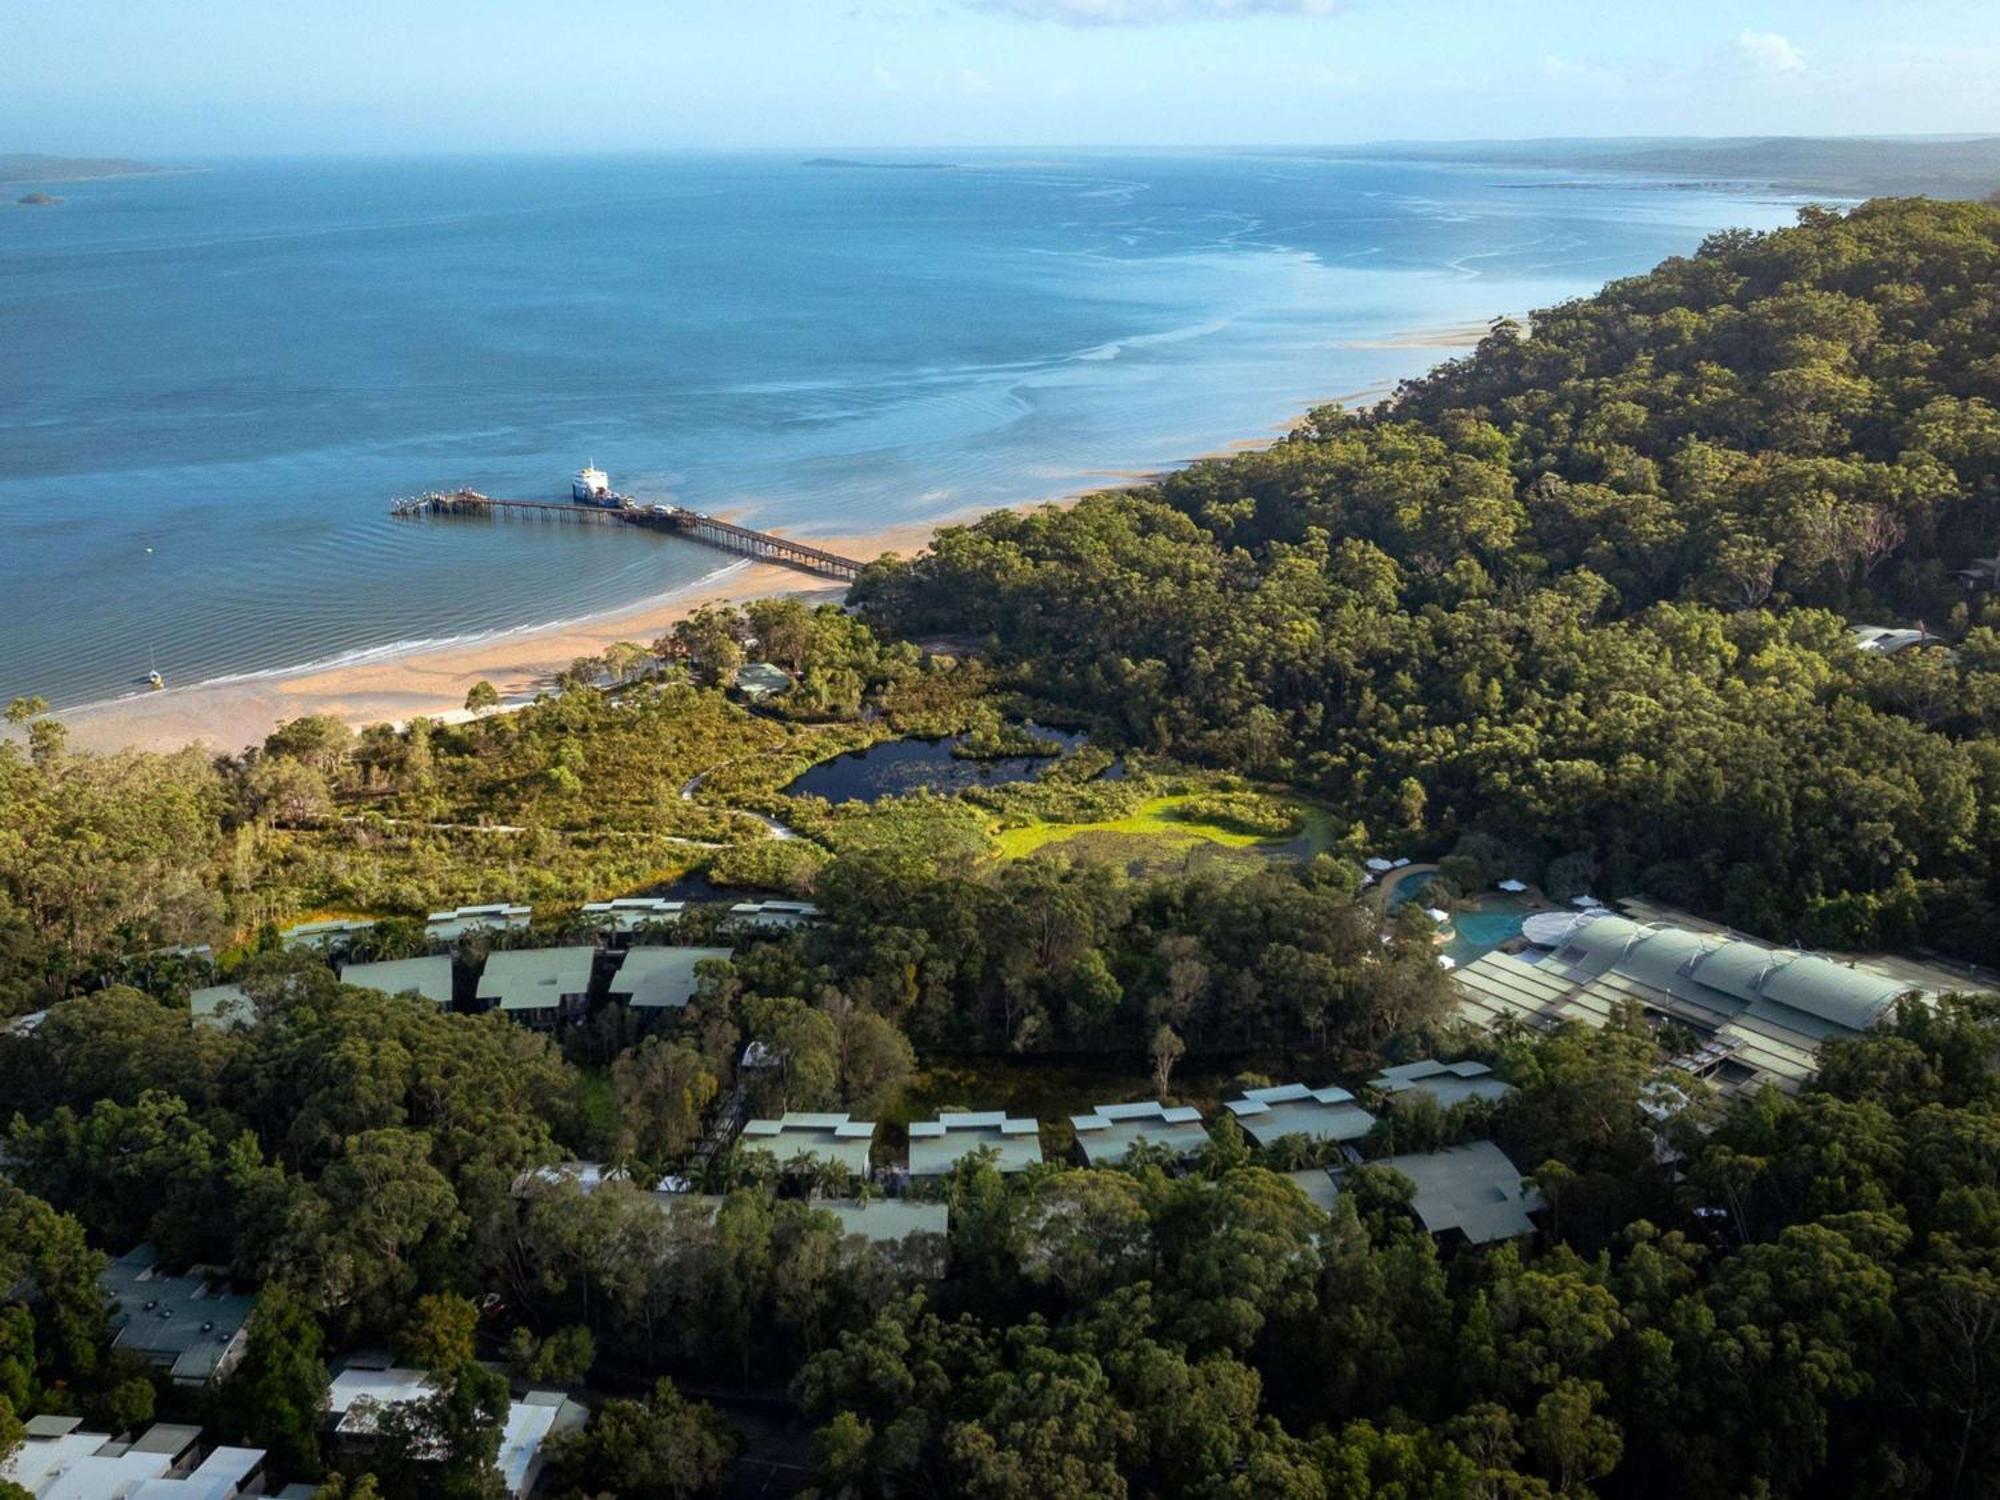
[52, 318, 1489, 758]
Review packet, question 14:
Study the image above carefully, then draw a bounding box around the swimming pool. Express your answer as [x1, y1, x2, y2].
[1444, 895, 1535, 965]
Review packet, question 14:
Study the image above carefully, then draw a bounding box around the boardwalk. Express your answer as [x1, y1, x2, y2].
[391, 489, 865, 581]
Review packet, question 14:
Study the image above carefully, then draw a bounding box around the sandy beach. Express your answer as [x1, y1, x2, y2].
[53, 320, 1491, 759]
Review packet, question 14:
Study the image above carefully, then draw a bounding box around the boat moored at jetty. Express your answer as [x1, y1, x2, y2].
[571, 463, 632, 508]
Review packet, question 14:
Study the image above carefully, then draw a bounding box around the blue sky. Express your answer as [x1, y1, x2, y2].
[4, 0, 1996, 155]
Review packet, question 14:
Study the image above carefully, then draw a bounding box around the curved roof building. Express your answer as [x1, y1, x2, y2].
[1450, 904, 1954, 1095]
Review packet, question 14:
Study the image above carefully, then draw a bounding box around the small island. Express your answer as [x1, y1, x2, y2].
[0, 152, 166, 184]
[17, 191, 61, 206]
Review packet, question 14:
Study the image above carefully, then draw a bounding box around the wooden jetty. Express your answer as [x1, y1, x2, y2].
[390, 489, 865, 582]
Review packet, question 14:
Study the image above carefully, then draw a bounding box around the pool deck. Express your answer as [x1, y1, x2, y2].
[1372, 864, 1555, 965]
[1372, 863, 1440, 912]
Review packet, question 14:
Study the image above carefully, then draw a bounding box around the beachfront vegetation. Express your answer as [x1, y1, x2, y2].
[855, 196, 2000, 964]
[5, 198, 2000, 1496]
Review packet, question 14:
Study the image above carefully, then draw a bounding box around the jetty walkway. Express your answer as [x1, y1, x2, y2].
[390, 489, 865, 581]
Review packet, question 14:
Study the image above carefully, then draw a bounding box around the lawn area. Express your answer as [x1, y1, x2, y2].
[989, 793, 1326, 861]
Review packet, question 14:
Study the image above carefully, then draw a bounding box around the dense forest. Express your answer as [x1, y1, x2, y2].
[5, 960, 2000, 1498]
[854, 197, 2000, 960]
[5, 198, 2000, 1498]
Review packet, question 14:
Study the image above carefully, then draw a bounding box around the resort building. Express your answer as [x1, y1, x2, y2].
[472, 946, 597, 1027]
[511, 1161, 658, 1196]
[188, 983, 253, 1030]
[605, 945, 734, 1011]
[658, 1194, 949, 1271]
[581, 897, 687, 933]
[1851, 623, 1937, 655]
[280, 918, 377, 951]
[723, 899, 823, 932]
[424, 903, 532, 943]
[906, 1112, 1045, 1176]
[1222, 1084, 1376, 1148]
[3, 1418, 263, 1499]
[1070, 1101, 1211, 1166]
[1285, 1167, 1342, 1213]
[1338, 1140, 1543, 1245]
[1367, 1059, 1513, 1110]
[1450, 910, 1941, 1095]
[733, 661, 795, 703]
[739, 1112, 878, 1175]
[338, 955, 455, 1009]
[102, 1246, 254, 1388]
[327, 1363, 585, 1500]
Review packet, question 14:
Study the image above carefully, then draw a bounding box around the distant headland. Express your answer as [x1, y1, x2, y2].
[804, 157, 955, 171]
[0, 152, 168, 184]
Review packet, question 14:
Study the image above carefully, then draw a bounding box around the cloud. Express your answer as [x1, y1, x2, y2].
[1735, 29, 1806, 75]
[968, 0, 1343, 24]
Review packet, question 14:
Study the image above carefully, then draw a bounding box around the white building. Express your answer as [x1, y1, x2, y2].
[3, 1417, 263, 1499]
[424, 904, 533, 943]
[328, 1365, 585, 1500]
[581, 897, 687, 933]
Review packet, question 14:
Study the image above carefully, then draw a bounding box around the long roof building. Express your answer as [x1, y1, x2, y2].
[1071, 1101, 1211, 1165]
[1354, 1140, 1544, 1244]
[1223, 1084, 1376, 1146]
[1451, 911, 1935, 1094]
[740, 1112, 877, 1175]
[605, 946, 734, 1011]
[339, 956, 455, 1008]
[907, 1112, 1045, 1175]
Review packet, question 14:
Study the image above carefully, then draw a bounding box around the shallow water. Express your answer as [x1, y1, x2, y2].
[0, 152, 1807, 706]
[784, 727, 1090, 804]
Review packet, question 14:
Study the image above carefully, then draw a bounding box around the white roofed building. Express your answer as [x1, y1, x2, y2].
[280, 918, 378, 951]
[327, 1365, 584, 1500]
[2, 1419, 264, 1500]
[1070, 1101, 1211, 1166]
[723, 900, 823, 932]
[582, 897, 687, 933]
[425, 904, 532, 943]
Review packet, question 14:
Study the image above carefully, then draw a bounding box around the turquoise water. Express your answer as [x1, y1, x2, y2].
[0, 153, 1806, 707]
[1446, 898, 1534, 965]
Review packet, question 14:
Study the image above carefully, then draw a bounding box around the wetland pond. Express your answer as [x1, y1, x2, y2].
[783, 726, 1096, 805]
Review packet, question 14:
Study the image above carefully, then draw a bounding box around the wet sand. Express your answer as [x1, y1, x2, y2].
[60, 521, 930, 756]
[54, 316, 1493, 758]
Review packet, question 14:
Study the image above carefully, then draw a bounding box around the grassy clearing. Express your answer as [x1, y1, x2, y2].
[989, 794, 1311, 861]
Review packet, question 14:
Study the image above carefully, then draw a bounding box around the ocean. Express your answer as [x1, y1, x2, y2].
[0, 152, 1807, 709]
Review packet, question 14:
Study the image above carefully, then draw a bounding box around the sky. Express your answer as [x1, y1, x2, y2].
[3, 0, 1996, 156]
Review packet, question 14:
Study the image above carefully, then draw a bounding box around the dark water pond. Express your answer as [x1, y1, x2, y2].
[783, 726, 1093, 805]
